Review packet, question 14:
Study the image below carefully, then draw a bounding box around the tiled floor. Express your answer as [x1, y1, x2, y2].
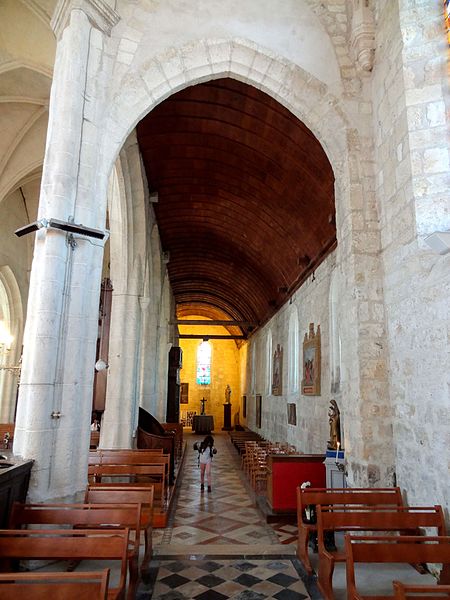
[140, 431, 316, 599]
[139, 432, 439, 599]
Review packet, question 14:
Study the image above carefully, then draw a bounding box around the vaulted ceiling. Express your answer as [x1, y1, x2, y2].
[137, 78, 336, 337]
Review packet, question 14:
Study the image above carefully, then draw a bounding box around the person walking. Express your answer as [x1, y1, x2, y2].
[194, 435, 217, 493]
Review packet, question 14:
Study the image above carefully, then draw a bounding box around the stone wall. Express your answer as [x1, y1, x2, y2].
[373, 0, 450, 509]
[179, 321, 241, 431]
[243, 254, 335, 453]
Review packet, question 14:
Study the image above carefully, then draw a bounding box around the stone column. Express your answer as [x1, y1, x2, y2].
[100, 293, 142, 448]
[13, 0, 119, 501]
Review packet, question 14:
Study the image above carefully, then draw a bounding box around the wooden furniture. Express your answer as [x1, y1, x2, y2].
[137, 407, 175, 484]
[9, 503, 142, 600]
[296, 486, 404, 573]
[267, 454, 325, 513]
[192, 415, 214, 434]
[0, 528, 129, 600]
[87, 463, 166, 508]
[0, 569, 110, 599]
[0, 454, 34, 528]
[0, 424, 14, 449]
[161, 423, 183, 460]
[317, 505, 446, 600]
[89, 450, 170, 485]
[85, 485, 154, 571]
[393, 581, 450, 599]
[345, 535, 450, 600]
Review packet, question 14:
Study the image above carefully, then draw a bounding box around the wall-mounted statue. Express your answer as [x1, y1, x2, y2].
[225, 384, 231, 404]
[327, 399, 341, 450]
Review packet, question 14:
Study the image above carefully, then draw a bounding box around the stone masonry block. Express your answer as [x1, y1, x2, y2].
[423, 147, 449, 174]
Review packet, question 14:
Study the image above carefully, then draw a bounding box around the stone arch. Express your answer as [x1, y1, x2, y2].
[0, 266, 23, 422]
[104, 38, 351, 193]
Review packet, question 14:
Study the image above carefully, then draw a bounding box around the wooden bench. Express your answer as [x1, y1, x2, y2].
[0, 528, 129, 600]
[9, 503, 142, 600]
[393, 581, 450, 599]
[316, 505, 446, 600]
[297, 487, 404, 573]
[0, 569, 110, 599]
[87, 463, 166, 508]
[345, 535, 450, 600]
[89, 450, 170, 486]
[85, 485, 154, 571]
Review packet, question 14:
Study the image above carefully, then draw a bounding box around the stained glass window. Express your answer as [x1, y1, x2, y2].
[196, 340, 211, 385]
[446, 0, 450, 45]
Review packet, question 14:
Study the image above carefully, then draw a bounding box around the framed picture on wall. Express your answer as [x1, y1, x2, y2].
[272, 344, 283, 395]
[302, 323, 321, 395]
[180, 382, 189, 403]
[287, 403, 297, 426]
[242, 395, 247, 418]
[255, 394, 262, 428]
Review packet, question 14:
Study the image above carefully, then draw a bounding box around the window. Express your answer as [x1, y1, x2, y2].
[288, 310, 299, 392]
[266, 330, 272, 394]
[196, 340, 211, 385]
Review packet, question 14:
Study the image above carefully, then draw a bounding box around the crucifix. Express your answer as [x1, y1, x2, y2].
[200, 397, 207, 415]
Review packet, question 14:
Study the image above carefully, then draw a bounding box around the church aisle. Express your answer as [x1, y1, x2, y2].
[138, 432, 317, 599]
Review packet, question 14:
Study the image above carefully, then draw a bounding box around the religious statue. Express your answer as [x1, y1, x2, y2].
[327, 399, 341, 450]
[200, 397, 207, 415]
[225, 384, 231, 404]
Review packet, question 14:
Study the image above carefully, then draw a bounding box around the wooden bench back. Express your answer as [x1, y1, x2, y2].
[89, 449, 163, 465]
[317, 505, 446, 552]
[0, 570, 109, 600]
[393, 581, 450, 599]
[298, 487, 403, 521]
[345, 535, 450, 599]
[87, 463, 165, 507]
[9, 502, 142, 565]
[85, 485, 154, 526]
[0, 529, 129, 598]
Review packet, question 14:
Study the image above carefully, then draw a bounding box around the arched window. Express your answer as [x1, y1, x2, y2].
[288, 310, 299, 392]
[329, 271, 341, 393]
[251, 341, 257, 394]
[266, 330, 272, 394]
[196, 340, 212, 385]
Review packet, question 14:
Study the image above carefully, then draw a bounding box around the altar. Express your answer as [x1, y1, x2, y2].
[192, 415, 214, 434]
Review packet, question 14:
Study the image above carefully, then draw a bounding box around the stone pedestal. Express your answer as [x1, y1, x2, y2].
[222, 403, 232, 431]
[324, 449, 346, 489]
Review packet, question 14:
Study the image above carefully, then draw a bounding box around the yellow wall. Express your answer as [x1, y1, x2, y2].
[179, 319, 242, 430]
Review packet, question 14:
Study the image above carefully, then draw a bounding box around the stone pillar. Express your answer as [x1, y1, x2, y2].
[100, 293, 142, 448]
[13, 0, 119, 501]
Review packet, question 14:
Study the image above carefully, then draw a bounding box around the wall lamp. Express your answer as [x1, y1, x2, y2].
[424, 231, 450, 255]
[15, 218, 107, 240]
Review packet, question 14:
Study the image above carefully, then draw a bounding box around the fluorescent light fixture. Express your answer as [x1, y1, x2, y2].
[14, 219, 47, 237]
[47, 218, 105, 240]
[424, 231, 450, 255]
[15, 218, 106, 240]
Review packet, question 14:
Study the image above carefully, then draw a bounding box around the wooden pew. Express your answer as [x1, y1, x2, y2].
[297, 487, 404, 573]
[9, 503, 142, 600]
[0, 569, 110, 600]
[87, 463, 166, 508]
[85, 485, 154, 571]
[0, 528, 129, 600]
[316, 505, 446, 600]
[89, 450, 170, 487]
[345, 536, 450, 600]
[393, 581, 450, 599]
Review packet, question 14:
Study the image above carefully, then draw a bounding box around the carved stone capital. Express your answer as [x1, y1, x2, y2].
[350, 1, 375, 73]
[51, 0, 120, 40]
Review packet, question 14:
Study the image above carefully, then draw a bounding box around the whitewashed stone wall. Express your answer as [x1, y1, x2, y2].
[243, 254, 335, 454]
[373, 0, 450, 509]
